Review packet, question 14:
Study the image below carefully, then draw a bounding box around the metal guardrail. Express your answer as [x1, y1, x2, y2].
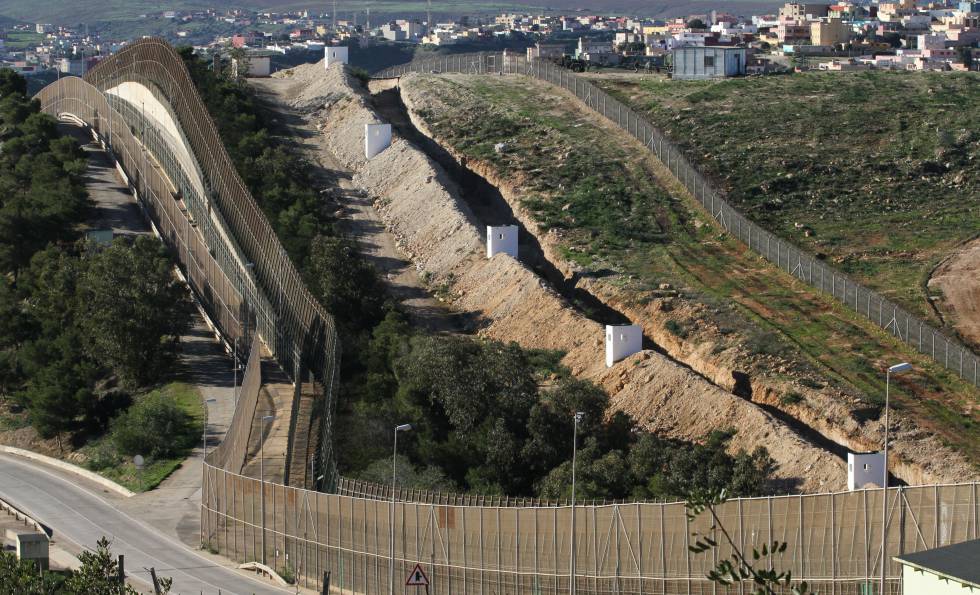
[0, 497, 52, 538]
[372, 53, 980, 390]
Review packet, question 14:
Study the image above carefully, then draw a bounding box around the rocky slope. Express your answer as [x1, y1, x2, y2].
[271, 60, 847, 492]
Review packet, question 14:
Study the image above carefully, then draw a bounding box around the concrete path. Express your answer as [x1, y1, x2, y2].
[61, 123, 148, 238]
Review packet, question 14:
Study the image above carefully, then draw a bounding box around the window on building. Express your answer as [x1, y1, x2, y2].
[704, 55, 715, 67]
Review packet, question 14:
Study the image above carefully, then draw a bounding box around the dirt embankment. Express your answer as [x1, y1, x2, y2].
[393, 73, 975, 488]
[929, 238, 980, 351]
[275, 61, 847, 492]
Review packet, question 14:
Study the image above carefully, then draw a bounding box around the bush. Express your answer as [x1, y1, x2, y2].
[780, 391, 804, 405]
[111, 392, 196, 459]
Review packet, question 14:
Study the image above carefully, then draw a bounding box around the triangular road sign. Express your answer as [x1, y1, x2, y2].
[406, 563, 430, 586]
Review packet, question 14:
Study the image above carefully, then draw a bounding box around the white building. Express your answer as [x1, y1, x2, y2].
[605, 325, 643, 367]
[846, 452, 885, 490]
[487, 225, 518, 258]
[672, 46, 746, 79]
[894, 540, 980, 594]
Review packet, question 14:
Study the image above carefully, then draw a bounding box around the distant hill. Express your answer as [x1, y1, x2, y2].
[1, 0, 781, 26]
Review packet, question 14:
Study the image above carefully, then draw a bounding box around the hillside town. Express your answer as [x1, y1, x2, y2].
[2, 0, 978, 78]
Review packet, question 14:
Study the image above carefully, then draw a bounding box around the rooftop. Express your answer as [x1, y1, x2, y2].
[894, 539, 980, 587]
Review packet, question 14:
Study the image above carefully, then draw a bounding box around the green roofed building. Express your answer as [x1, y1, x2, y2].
[894, 539, 980, 594]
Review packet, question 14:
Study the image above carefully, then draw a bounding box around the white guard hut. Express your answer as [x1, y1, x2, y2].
[487, 225, 518, 258]
[606, 324, 642, 367]
[325, 46, 349, 68]
[847, 452, 886, 491]
[364, 123, 392, 159]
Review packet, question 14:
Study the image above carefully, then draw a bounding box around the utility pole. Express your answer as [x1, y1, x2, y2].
[366, 7, 371, 30]
[332, 0, 337, 30]
[426, 0, 432, 32]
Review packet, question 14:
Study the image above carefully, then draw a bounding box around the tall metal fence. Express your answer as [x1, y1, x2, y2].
[204, 461, 980, 594]
[373, 53, 980, 389]
[36, 76, 247, 367]
[208, 334, 263, 475]
[62, 38, 342, 489]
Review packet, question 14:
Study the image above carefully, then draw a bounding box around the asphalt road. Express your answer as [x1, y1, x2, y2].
[0, 453, 291, 595]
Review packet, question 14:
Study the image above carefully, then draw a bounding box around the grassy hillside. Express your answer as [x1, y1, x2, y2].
[403, 74, 980, 465]
[596, 71, 980, 325]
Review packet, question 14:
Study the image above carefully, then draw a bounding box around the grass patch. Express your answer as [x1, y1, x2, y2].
[404, 73, 980, 466]
[596, 71, 980, 324]
[82, 382, 203, 492]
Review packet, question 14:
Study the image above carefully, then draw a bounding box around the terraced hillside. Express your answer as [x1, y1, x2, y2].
[397, 73, 979, 482]
[593, 71, 980, 339]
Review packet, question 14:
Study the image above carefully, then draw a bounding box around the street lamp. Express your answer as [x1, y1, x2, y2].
[390, 423, 412, 595]
[570, 411, 584, 595]
[881, 362, 911, 595]
[260, 414, 274, 565]
[202, 398, 217, 459]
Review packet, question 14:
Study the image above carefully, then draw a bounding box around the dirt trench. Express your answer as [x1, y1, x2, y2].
[368, 82, 868, 465]
[269, 61, 851, 492]
[391, 73, 980, 487]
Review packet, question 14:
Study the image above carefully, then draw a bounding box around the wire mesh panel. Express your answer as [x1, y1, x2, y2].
[203, 469, 978, 594]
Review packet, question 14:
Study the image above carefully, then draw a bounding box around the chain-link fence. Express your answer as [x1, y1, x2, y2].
[373, 53, 980, 389]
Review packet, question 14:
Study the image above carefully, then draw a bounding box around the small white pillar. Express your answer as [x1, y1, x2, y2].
[847, 452, 886, 491]
[364, 123, 392, 159]
[606, 324, 643, 367]
[325, 46, 349, 68]
[486, 225, 518, 259]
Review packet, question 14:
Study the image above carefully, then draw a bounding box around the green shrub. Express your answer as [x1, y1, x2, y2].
[780, 392, 804, 406]
[111, 393, 196, 459]
[665, 319, 689, 339]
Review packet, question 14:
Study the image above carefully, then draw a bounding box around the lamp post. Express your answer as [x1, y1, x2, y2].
[570, 411, 584, 595]
[881, 362, 911, 595]
[202, 398, 217, 459]
[260, 414, 274, 565]
[390, 423, 412, 595]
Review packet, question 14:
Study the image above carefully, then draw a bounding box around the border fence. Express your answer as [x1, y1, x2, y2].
[43, 38, 342, 490]
[372, 53, 980, 389]
[35, 41, 980, 594]
[202, 467, 980, 594]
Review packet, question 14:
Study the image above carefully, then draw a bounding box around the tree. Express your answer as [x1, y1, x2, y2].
[687, 489, 813, 595]
[77, 236, 191, 387]
[687, 18, 707, 30]
[0, 549, 62, 594]
[63, 536, 171, 594]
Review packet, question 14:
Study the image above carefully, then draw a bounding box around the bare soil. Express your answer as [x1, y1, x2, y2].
[268, 61, 850, 492]
[395, 73, 977, 487]
[929, 237, 980, 351]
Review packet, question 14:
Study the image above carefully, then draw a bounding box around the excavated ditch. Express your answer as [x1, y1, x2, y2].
[369, 83, 859, 465]
[370, 87, 636, 331]
[266, 61, 859, 491]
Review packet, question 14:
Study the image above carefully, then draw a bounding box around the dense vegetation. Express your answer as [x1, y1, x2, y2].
[597, 71, 980, 323]
[0, 70, 200, 489]
[405, 74, 980, 464]
[183, 50, 777, 500]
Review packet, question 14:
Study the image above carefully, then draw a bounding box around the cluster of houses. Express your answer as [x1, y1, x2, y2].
[3, 0, 977, 80]
[0, 24, 116, 77]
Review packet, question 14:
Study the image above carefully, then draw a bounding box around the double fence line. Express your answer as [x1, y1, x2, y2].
[373, 53, 980, 389]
